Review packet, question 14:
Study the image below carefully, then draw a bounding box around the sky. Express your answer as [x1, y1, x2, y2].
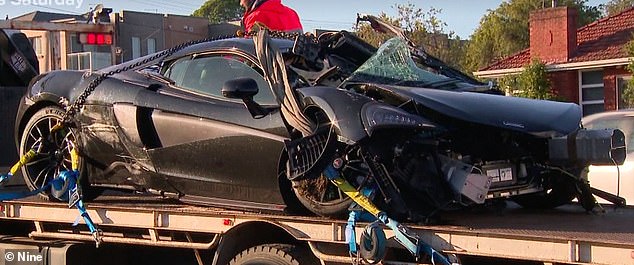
[1, 0, 610, 39]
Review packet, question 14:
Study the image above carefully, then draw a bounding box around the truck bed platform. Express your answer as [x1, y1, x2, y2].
[1, 193, 633, 265]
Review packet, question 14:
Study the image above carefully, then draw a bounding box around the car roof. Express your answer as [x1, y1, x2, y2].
[166, 37, 295, 61]
[101, 37, 295, 74]
[583, 109, 634, 153]
[582, 109, 634, 124]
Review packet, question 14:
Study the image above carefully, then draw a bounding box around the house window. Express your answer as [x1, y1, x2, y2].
[69, 34, 83, 53]
[579, 70, 605, 116]
[131, 37, 141, 59]
[147, 38, 156, 54]
[617, 76, 632, 109]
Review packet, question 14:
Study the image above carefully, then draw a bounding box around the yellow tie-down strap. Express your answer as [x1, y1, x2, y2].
[10, 149, 37, 175]
[9, 123, 67, 175]
[330, 176, 381, 216]
[71, 148, 80, 171]
[51, 123, 65, 134]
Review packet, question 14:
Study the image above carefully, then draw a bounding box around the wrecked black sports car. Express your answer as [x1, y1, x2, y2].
[14, 17, 626, 221]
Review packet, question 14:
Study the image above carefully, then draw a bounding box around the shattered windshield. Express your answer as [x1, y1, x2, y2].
[343, 37, 454, 88]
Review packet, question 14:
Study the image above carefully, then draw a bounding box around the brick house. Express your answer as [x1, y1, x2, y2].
[473, 7, 634, 116]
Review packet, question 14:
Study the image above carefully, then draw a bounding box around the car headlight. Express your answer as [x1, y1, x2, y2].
[361, 102, 435, 135]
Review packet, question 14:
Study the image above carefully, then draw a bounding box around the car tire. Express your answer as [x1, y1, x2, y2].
[292, 173, 352, 218]
[228, 244, 319, 265]
[19, 106, 102, 201]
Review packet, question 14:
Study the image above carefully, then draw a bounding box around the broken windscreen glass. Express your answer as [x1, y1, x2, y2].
[342, 37, 452, 88]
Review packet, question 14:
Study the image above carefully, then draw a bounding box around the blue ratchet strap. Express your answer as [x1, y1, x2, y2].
[52, 170, 77, 201]
[345, 188, 378, 255]
[0, 173, 11, 184]
[0, 179, 60, 201]
[323, 164, 454, 265]
[346, 210, 359, 254]
[378, 213, 451, 265]
[346, 209, 380, 256]
[0, 170, 102, 246]
[76, 198, 102, 247]
[54, 171, 101, 246]
[75, 199, 98, 234]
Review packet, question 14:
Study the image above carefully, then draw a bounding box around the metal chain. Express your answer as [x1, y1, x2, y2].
[266, 30, 302, 40]
[61, 29, 310, 124]
[61, 36, 222, 123]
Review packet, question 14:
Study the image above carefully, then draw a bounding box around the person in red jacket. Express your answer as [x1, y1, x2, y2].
[240, 0, 303, 33]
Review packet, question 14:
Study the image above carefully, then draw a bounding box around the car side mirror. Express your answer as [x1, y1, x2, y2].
[222, 77, 259, 99]
[222, 77, 269, 119]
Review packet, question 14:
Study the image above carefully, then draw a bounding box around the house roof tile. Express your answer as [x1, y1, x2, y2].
[480, 7, 634, 71]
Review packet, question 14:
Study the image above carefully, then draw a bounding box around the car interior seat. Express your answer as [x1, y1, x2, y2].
[199, 58, 232, 96]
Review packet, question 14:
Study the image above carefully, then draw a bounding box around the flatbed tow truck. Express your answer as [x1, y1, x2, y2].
[2, 25, 633, 265]
[0, 191, 631, 265]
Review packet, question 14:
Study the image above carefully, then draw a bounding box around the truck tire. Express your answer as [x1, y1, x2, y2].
[229, 244, 319, 265]
[19, 106, 102, 201]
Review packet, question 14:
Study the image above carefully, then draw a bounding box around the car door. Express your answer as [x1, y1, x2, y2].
[133, 51, 290, 206]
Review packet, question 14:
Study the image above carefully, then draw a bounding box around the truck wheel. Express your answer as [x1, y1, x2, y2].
[229, 244, 319, 265]
[19, 106, 101, 201]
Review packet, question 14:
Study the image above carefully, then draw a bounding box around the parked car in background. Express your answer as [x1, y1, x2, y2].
[583, 110, 634, 205]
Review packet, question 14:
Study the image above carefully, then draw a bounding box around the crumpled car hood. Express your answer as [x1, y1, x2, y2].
[374, 84, 582, 137]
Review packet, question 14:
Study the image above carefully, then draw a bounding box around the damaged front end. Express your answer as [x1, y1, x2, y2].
[282, 28, 628, 222]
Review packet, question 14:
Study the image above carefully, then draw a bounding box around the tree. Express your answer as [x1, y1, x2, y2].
[623, 39, 634, 108]
[192, 0, 243, 23]
[602, 0, 634, 16]
[355, 3, 467, 70]
[499, 59, 557, 100]
[463, 0, 602, 74]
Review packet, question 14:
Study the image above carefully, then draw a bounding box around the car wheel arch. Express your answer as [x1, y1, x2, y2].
[297, 87, 373, 143]
[16, 100, 62, 144]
